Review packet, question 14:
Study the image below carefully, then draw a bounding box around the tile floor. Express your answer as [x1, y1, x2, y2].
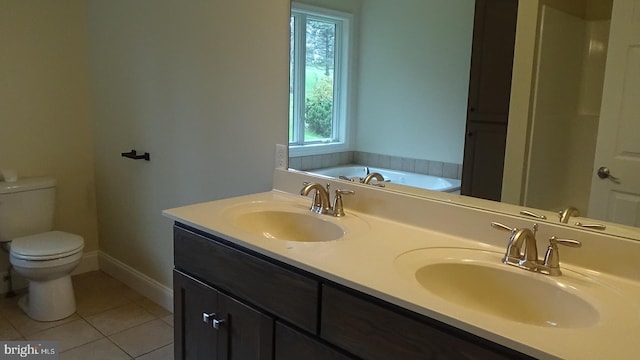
[0, 271, 174, 359]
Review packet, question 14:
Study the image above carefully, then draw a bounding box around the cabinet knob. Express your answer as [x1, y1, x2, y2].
[213, 318, 226, 330]
[203, 312, 226, 329]
[202, 312, 215, 324]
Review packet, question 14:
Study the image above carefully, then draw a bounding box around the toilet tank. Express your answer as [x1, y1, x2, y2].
[0, 177, 57, 242]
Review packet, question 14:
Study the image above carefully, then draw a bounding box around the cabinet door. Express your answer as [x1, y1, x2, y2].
[174, 270, 221, 360]
[461, 122, 508, 201]
[174, 269, 274, 360]
[466, 0, 518, 123]
[218, 292, 274, 360]
[462, 0, 518, 201]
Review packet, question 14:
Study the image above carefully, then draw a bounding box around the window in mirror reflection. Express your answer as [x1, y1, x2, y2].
[289, 5, 351, 155]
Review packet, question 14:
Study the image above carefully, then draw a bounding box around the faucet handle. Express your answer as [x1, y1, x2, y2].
[332, 189, 354, 217]
[491, 221, 538, 235]
[543, 236, 582, 276]
[491, 222, 516, 233]
[575, 222, 607, 231]
[519, 210, 547, 220]
[549, 237, 582, 248]
[336, 189, 355, 195]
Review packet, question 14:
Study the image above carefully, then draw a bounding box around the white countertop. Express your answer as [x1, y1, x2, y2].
[164, 190, 640, 360]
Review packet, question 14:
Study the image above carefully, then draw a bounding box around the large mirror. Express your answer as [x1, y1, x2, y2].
[287, 0, 640, 240]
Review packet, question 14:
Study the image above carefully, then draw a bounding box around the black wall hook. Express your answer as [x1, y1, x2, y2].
[121, 149, 150, 161]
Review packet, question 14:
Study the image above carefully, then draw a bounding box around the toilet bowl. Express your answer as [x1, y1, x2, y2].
[9, 231, 84, 322]
[1, 177, 85, 321]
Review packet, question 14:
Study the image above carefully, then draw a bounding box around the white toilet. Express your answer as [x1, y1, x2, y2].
[0, 177, 84, 322]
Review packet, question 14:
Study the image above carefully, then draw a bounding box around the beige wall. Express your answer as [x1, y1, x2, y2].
[87, 0, 290, 289]
[355, 0, 474, 163]
[0, 1, 99, 271]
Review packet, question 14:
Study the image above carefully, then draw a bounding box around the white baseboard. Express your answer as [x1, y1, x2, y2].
[73, 250, 100, 275]
[98, 251, 173, 312]
[1, 251, 99, 294]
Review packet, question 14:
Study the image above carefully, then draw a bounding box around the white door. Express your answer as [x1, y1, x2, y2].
[588, 0, 640, 226]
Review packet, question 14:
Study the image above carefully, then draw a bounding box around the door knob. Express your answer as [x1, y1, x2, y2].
[596, 166, 620, 182]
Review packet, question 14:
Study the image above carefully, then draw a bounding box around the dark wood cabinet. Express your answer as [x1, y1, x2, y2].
[321, 284, 521, 360]
[462, 0, 518, 201]
[174, 270, 219, 360]
[174, 270, 273, 360]
[466, 0, 519, 124]
[173, 224, 532, 360]
[461, 122, 508, 201]
[174, 225, 319, 333]
[275, 322, 354, 360]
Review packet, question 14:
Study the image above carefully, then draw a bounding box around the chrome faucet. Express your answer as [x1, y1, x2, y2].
[508, 227, 539, 270]
[492, 222, 538, 270]
[558, 206, 580, 223]
[300, 183, 331, 214]
[491, 222, 581, 276]
[362, 172, 384, 185]
[300, 182, 354, 216]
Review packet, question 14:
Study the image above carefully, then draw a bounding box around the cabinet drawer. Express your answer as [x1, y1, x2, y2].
[275, 322, 354, 360]
[321, 285, 528, 360]
[174, 226, 319, 333]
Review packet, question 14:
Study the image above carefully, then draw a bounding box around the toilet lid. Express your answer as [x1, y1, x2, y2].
[11, 231, 84, 260]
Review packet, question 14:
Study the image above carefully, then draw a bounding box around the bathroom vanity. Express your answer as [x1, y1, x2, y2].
[173, 224, 527, 360]
[165, 170, 640, 360]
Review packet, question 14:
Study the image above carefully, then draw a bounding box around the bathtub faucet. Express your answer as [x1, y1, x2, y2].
[363, 172, 385, 186]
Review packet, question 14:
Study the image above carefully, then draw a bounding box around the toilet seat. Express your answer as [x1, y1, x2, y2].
[10, 231, 84, 261]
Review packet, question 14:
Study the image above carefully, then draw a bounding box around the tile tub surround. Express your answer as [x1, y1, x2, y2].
[289, 151, 462, 180]
[164, 170, 640, 358]
[309, 164, 461, 193]
[0, 271, 173, 359]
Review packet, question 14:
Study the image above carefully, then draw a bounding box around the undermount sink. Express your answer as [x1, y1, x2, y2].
[395, 248, 602, 328]
[232, 209, 345, 242]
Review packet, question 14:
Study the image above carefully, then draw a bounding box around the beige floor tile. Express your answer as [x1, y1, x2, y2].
[74, 271, 142, 306]
[86, 303, 155, 336]
[60, 338, 132, 360]
[0, 314, 21, 340]
[75, 286, 133, 317]
[136, 298, 171, 318]
[160, 315, 173, 327]
[72, 271, 125, 291]
[3, 271, 173, 357]
[26, 319, 103, 352]
[135, 343, 173, 360]
[109, 320, 173, 358]
[121, 288, 146, 302]
[0, 296, 80, 336]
